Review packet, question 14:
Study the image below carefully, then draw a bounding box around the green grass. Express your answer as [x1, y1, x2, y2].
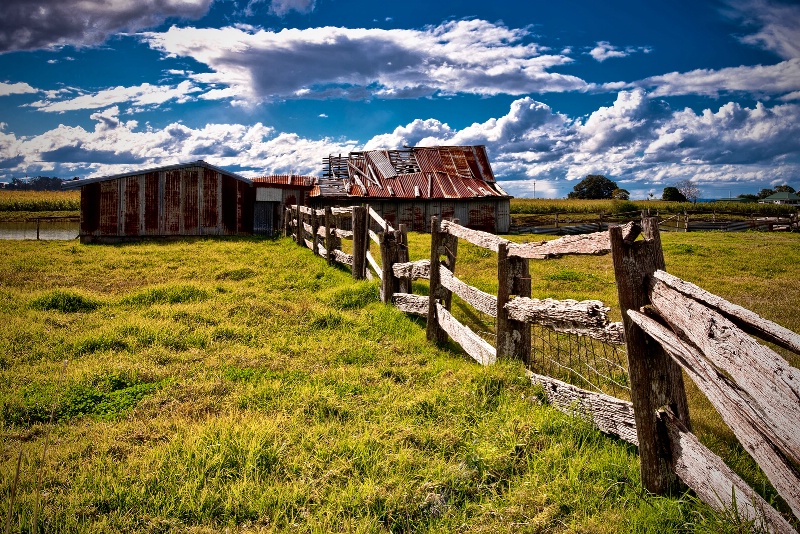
[1, 233, 798, 532]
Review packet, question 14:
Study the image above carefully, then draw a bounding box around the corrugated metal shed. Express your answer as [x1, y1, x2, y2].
[251, 175, 316, 235]
[315, 146, 511, 233]
[64, 160, 254, 243]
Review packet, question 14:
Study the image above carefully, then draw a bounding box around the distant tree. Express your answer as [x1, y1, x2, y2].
[774, 184, 796, 193]
[736, 194, 758, 202]
[4, 176, 64, 191]
[662, 186, 686, 202]
[611, 188, 630, 200]
[674, 179, 700, 204]
[757, 188, 776, 199]
[568, 175, 618, 199]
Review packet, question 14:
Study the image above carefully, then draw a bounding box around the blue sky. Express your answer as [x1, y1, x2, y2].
[1, 0, 799, 199]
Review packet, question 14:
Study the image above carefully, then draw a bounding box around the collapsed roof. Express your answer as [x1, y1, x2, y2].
[315, 146, 510, 199]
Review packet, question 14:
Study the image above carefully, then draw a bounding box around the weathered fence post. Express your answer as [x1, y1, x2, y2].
[352, 206, 368, 280]
[427, 216, 447, 343]
[610, 217, 691, 495]
[324, 207, 334, 266]
[379, 227, 398, 303]
[496, 241, 532, 364]
[396, 224, 411, 294]
[311, 208, 320, 256]
[294, 204, 302, 245]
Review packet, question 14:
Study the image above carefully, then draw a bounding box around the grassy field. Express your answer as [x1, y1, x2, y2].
[0, 191, 80, 221]
[1, 210, 799, 531]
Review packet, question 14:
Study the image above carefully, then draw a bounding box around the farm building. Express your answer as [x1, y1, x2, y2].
[63, 160, 255, 243]
[251, 175, 316, 235]
[759, 191, 800, 205]
[311, 146, 512, 233]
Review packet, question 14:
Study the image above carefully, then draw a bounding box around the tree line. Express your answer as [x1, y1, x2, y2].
[568, 175, 796, 202]
[1, 176, 67, 191]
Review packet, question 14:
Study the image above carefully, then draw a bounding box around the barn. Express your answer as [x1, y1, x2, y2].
[63, 160, 255, 243]
[252, 175, 316, 236]
[311, 146, 511, 233]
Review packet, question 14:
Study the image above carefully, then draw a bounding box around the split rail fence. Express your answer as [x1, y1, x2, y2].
[287, 206, 800, 532]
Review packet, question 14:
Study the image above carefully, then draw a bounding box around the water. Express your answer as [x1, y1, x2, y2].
[0, 221, 80, 240]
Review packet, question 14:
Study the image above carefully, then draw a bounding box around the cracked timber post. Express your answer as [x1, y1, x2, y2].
[496, 241, 531, 364]
[610, 217, 691, 495]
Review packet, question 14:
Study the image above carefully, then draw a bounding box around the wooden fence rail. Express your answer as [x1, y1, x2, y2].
[285, 206, 799, 531]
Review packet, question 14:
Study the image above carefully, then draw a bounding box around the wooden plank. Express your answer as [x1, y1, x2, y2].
[369, 229, 380, 245]
[303, 238, 313, 250]
[333, 249, 354, 266]
[392, 259, 430, 280]
[527, 371, 638, 446]
[366, 251, 382, 280]
[653, 270, 800, 355]
[440, 265, 497, 317]
[436, 302, 496, 365]
[441, 219, 509, 252]
[298, 205, 314, 215]
[657, 409, 795, 534]
[629, 310, 800, 519]
[317, 243, 328, 257]
[392, 293, 427, 316]
[505, 297, 608, 327]
[509, 221, 637, 259]
[334, 228, 354, 239]
[648, 281, 800, 465]
[369, 206, 395, 232]
[610, 219, 690, 495]
[331, 207, 353, 216]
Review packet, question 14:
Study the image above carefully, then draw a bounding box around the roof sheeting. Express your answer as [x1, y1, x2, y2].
[252, 175, 316, 187]
[62, 160, 251, 190]
[317, 145, 507, 200]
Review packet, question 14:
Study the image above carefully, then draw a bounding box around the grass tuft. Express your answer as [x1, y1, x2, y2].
[30, 290, 101, 313]
[121, 285, 209, 306]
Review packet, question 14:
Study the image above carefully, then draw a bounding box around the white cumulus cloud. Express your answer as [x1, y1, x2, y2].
[140, 19, 588, 102]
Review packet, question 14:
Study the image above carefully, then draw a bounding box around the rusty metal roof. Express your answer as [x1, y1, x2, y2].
[62, 160, 252, 190]
[252, 175, 316, 188]
[316, 146, 507, 200]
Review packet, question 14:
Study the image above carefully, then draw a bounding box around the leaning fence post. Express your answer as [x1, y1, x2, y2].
[610, 217, 691, 495]
[426, 216, 447, 343]
[352, 206, 368, 280]
[496, 242, 532, 364]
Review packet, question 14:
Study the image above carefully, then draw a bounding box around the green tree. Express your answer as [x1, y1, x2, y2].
[775, 184, 796, 193]
[611, 188, 630, 200]
[758, 188, 776, 199]
[736, 194, 758, 202]
[568, 175, 618, 199]
[662, 187, 686, 202]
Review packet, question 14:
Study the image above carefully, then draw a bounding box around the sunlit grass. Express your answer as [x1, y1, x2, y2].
[1, 232, 798, 532]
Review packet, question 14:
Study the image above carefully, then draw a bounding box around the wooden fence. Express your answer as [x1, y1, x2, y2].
[286, 207, 799, 532]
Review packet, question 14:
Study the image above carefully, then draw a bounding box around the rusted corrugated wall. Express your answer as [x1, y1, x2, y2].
[79, 164, 253, 241]
[311, 197, 510, 233]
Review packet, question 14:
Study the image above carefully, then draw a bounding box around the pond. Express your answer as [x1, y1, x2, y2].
[0, 220, 80, 240]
